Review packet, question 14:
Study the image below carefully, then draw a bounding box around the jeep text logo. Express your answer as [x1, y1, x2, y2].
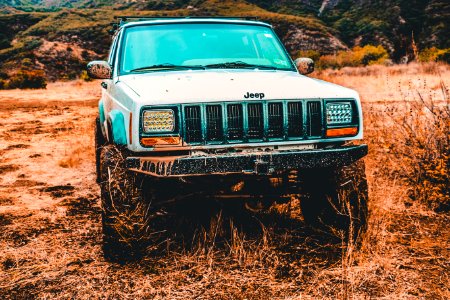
[244, 92, 265, 99]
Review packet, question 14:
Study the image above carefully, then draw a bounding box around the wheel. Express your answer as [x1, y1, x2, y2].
[299, 160, 368, 241]
[99, 144, 159, 261]
[95, 117, 106, 184]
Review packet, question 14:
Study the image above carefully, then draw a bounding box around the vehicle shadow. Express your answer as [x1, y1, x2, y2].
[146, 196, 344, 266]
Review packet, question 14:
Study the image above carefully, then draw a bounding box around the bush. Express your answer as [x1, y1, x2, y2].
[297, 49, 321, 62]
[79, 70, 92, 82]
[354, 45, 389, 66]
[316, 45, 389, 69]
[419, 47, 450, 63]
[383, 81, 450, 212]
[7, 69, 47, 89]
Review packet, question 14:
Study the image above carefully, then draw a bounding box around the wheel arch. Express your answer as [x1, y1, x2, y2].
[107, 109, 127, 145]
[98, 100, 107, 138]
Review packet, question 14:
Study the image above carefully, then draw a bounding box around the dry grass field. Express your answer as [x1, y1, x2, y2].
[0, 63, 449, 299]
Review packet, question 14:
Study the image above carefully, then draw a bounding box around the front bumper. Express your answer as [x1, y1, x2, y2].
[126, 144, 368, 177]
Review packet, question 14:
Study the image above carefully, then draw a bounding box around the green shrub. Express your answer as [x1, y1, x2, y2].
[7, 69, 47, 89]
[296, 49, 321, 62]
[354, 45, 389, 65]
[79, 70, 92, 82]
[419, 47, 450, 63]
[21, 58, 33, 69]
[316, 44, 389, 69]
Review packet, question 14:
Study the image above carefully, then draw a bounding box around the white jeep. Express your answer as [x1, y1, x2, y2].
[88, 17, 368, 260]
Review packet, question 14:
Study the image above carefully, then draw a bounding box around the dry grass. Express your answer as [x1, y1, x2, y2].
[58, 120, 94, 168]
[0, 64, 449, 299]
[365, 83, 449, 211]
[315, 62, 450, 102]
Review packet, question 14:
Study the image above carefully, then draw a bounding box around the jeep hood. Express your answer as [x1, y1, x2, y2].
[118, 70, 359, 105]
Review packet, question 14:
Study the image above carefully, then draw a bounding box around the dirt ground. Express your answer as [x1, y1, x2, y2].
[0, 66, 449, 299]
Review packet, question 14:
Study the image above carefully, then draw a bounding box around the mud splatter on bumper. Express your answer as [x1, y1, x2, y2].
[126, 144, 368, 177]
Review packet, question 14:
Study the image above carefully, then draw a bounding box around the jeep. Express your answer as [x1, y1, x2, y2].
[88, 16, 368, 260]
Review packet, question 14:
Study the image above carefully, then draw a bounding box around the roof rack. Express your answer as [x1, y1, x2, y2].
[116, 15, 259, 22]
[109, 15, 260, 35]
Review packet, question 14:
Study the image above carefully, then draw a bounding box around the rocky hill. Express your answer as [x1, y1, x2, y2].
[0, 0, 448, 83]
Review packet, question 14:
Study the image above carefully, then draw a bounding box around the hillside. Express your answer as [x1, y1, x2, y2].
[4, 0, 449, 53]
[0, 0, 448, 83]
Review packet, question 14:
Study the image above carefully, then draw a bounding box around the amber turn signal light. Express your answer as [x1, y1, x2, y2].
[141, 136, 181, 146]
[326, 127, 358, 137]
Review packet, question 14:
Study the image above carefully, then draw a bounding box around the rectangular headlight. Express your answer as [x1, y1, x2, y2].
[143, 110, 175, 133]
[326, 102, 353, 125]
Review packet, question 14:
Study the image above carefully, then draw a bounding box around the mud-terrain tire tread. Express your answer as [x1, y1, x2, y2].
[299, 160, 368, 241]
[99, 144, 156, 261]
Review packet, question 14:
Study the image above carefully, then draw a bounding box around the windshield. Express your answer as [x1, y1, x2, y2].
[119, 23, 295, 74]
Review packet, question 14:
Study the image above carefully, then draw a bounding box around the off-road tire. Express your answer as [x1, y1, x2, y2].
[99, 144, 156, 261]
[299, 160, 368, 241]
[95, 117, 106, 183]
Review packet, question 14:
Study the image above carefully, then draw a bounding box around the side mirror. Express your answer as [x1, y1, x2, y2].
[87, 61, 112, 79]
[294, 58, 314, 75]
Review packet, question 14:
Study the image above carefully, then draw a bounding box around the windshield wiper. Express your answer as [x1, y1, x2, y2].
[130, 63, 205, 72]
[204, 61, 279, 70]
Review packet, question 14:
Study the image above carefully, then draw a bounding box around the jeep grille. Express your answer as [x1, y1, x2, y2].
[205, 105, 223, 142]
[183, 100, 323, 145]
[247, 103, 263, 139]
[184, 106, 202, 143]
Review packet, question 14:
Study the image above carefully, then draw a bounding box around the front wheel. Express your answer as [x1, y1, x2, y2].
[99, 144, 160, 261]
[299, 160, 369, 241]
[95, 117, 106, 183]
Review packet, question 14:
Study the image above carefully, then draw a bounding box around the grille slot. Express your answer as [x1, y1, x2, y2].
[247, 103, 263, 139]
[268, 103, 283, 138]
[287, 101, 303, 137]
[227, 104, 244, 140]
[184, 106, 202, 143]
[206, 105, 223, 141]
[180, 100, 323, 145]
[307, 101, 322, 136]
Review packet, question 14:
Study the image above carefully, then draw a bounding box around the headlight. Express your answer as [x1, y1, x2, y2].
[326, 102, 353, 125]
[143, 110, 175, 133]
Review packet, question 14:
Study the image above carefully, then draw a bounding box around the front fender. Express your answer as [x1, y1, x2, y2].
[98, 100, 106, 124]
[108, 110, 127, 145]
[98, 100, 107, 137]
